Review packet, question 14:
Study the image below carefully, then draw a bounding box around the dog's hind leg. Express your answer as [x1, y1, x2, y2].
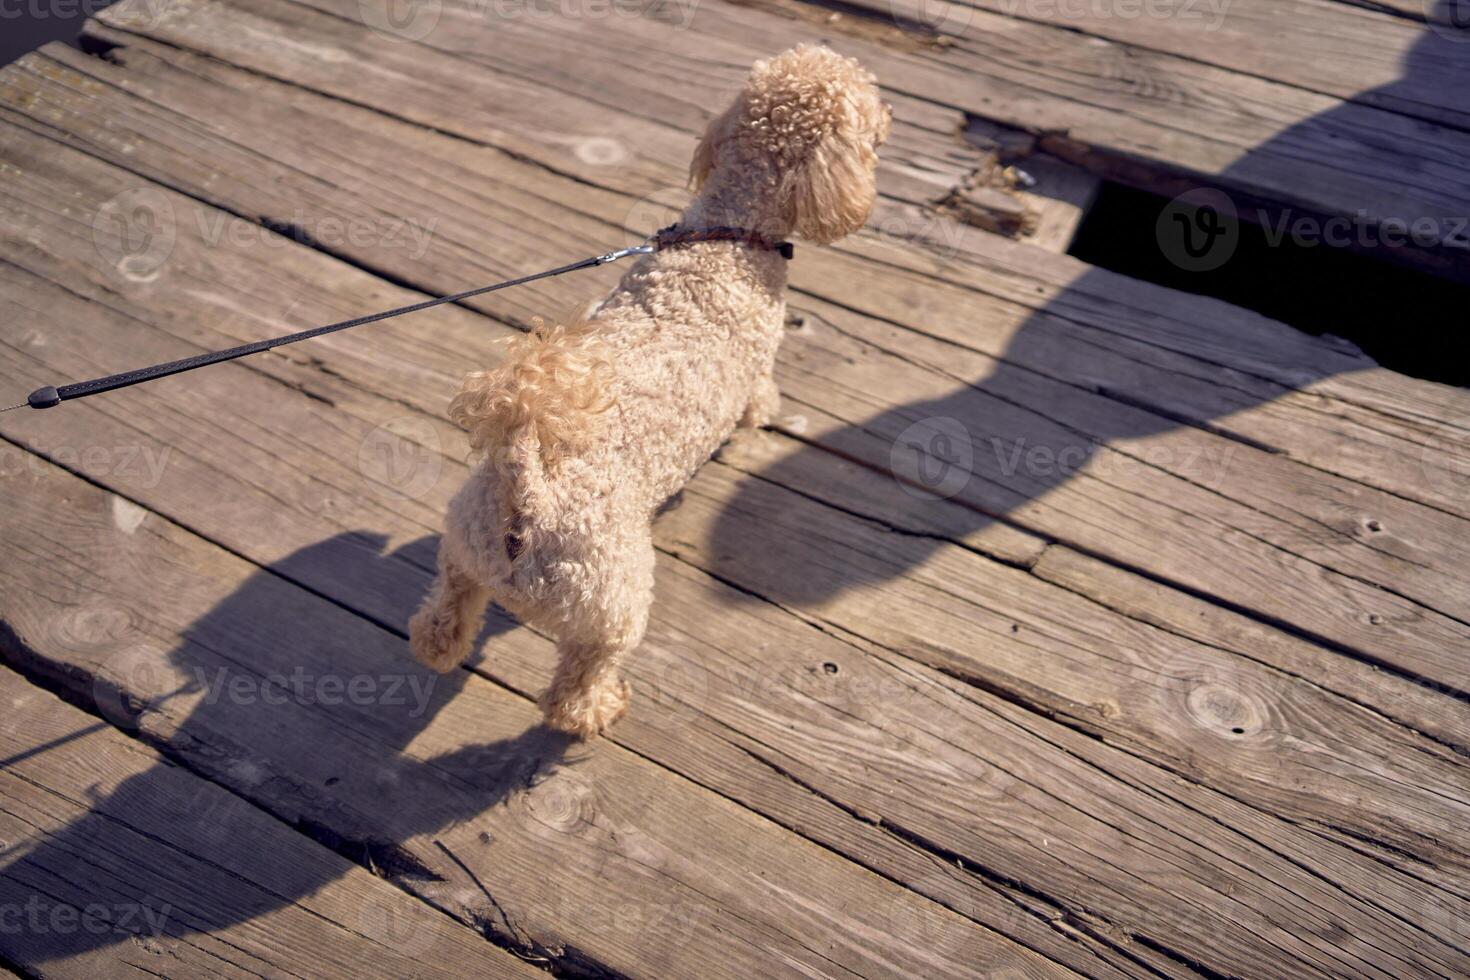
[409, 552, 492, 673]
[540, 526, 655, 738]
[739, 372, 781, 428]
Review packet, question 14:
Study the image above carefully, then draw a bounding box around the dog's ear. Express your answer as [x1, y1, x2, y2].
[755, 45, 885, 243]
[690, 102, 738, 190]
[777, 136, 879, 244]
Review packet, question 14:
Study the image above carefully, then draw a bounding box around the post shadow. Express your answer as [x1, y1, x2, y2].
[0, 531, 570, 964]
[710, 4, 1465, 608]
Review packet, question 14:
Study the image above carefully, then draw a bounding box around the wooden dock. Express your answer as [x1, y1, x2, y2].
[1, 0, 1467, 975]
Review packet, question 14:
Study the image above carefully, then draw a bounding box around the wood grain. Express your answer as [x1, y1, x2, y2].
[0, 3, 1466, 976]
[0, 108, 1467, 976]
[0, 668, 543, 979]
[878, 0, 1470, 130]
[11, 38, 1466, 698]
[229, 0, 1470, 271]
[0, 447, 1060, 979]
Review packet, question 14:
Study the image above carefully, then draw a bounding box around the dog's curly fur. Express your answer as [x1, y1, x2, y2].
[409, 45, 890, 738]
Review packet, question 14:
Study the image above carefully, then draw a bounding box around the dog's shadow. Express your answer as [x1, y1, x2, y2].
[711, 7, 1461, 608]
[0, 532, 572, 965]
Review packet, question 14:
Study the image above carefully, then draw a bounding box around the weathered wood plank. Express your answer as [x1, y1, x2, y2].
[838, 213, 1470, 513]
[61, 20, 1470, 460]
[7, 407, 1466, 979]
[708, 428, 1470, 768]
[660, 432, 1470, 887]
[0, 175, 1141, 980]
[69, 5, 1470, 485]
[878, 0, 1470, 130]
[2, 116, 1468, 977]
[0, 667, 543, 980]
[104, 0, 988, 214]
[13, 38, 1466, 702]
[225, 0, 1470, 270]
[311, 0, 1465, 426]
[0, 444, 1058, 979]
[10, 28, 1468, 733]
[769, 282, 1470, 669]
[0, 130, 1103, 975]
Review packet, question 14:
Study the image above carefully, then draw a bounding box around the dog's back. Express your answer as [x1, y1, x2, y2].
[453, 240, 788, 542]
[412, 43, 888, 737]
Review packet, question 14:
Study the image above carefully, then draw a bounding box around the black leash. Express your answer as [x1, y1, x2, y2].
[2, 226, 791, 413]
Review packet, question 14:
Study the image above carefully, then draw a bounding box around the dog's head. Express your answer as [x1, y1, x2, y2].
[691, 45, 890, 244]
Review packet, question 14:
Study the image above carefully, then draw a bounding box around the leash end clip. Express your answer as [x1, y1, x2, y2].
[595, 243, 656, 265]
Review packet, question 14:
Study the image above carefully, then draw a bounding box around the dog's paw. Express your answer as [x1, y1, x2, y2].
[739, 376, 781, 429]
[541, 676, 631, 739]
[408, 607, 470, 673]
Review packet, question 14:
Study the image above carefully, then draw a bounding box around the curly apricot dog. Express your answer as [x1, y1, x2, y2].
[409, 45, 889, 737]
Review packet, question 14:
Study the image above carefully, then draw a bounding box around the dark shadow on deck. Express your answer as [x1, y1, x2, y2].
[711, 4, 1465, 608]
[0, 532, 568, 964]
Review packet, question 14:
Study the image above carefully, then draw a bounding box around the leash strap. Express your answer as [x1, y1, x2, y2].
[4, 229, 791, 413]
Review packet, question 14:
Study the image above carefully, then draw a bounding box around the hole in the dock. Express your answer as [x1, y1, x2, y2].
[1069, 183, 1470, 388]
[822, 662, 839, 674]
[1231, 727, 1245, 735]
[76, 34, 126, 66]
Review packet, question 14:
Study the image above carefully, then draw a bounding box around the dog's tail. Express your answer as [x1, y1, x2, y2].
[449, 315, 613, 470]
